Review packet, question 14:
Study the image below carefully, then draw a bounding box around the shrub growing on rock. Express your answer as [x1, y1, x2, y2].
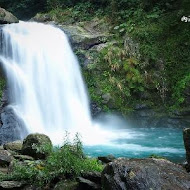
[0, 134, 103, 187]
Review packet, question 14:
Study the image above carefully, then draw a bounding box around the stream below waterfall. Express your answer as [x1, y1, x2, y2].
[84, 127, 185, 162]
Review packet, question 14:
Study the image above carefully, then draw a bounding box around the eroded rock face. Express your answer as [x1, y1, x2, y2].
[0, 8, 19, 24]
[22, 133, 52, 159]
[102, 158, 190, 190]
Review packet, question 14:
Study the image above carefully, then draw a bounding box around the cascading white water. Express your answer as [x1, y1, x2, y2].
[0, 21, 131, 145]
[0, 21, 93, 144]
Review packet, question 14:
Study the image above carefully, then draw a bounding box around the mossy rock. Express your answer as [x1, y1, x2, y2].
[22, 133, 52, 159]
[3, 140, 22, 153]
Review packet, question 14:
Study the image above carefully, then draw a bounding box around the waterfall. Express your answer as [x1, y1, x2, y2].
[0, 21, 92, 144]
[0, 21, 184, 160]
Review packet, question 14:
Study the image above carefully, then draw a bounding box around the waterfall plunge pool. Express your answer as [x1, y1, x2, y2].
[83, 127, 185, 163]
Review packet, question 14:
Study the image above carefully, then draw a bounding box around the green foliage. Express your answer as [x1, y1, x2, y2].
[47, 2, 103, 23]
[83, 43, 145, 114]
[110, 0, 190, 108]
[101, 45, 144, 97]
[173, 74, 190, 107]
[0, 134, 103, 187]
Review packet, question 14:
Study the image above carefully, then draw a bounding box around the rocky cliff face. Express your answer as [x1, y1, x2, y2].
[129, 105, 190, 128]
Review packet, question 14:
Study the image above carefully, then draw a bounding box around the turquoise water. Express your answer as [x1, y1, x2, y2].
[84, 128, 185, 163]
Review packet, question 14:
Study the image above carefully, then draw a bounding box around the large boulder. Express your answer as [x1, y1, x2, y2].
[0, 8, 19, 24]
[0, 150, 12, 167]
[60, 24, 109, 50]
[183, 128, 190, 171]
[102, 158, 190, 190]
[22, 133, 52, 159]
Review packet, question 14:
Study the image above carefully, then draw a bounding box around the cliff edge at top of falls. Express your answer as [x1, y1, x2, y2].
[0, 8, 19, 24]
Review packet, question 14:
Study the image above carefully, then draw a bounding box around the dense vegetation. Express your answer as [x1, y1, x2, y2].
[0, 135, 103, 187]
[0, 0, 190, 113]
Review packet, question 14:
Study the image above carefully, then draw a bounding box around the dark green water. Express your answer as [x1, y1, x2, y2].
[84, 128, 185, 163]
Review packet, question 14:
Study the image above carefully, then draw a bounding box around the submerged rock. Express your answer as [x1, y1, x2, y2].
[183, 128, 190, 171]
[22, 133, 52, 159]
[102, 158, 190, 190]
[0, 8, 19, 24]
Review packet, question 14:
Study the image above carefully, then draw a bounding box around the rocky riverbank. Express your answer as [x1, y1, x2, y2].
[0, 132, 189, 190]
